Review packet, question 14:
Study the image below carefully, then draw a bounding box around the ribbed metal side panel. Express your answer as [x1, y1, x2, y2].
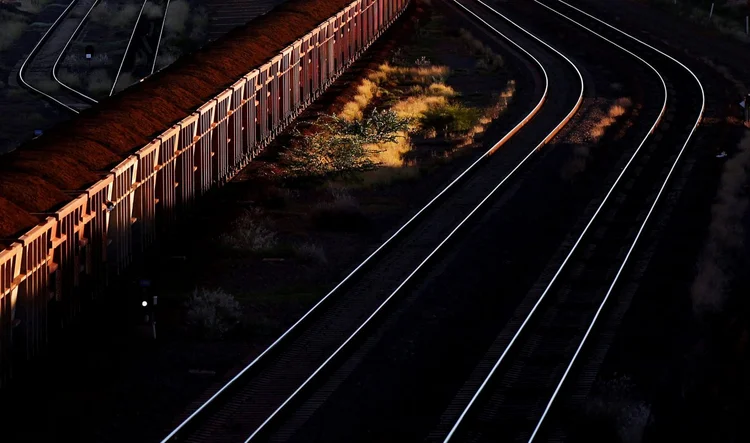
[134, 141, 160, 252]
[155, 126, 180, 229]
[0, 0, 411, 389]
[176, 114, 199, 210]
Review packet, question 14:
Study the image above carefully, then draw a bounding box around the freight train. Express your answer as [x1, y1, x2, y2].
[0, 0, 409, 388]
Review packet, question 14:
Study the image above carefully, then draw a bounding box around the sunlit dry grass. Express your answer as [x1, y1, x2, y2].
[456, 79, 517, 148]
[427, 83, 457, 97]
[368, 63, 450, 86]
[366, 131, 411, 167]
[392, 95, 447, 121]
[589, 97, 633, 141]
[355, 130, 419, 186]
[340, 78, 379, 121]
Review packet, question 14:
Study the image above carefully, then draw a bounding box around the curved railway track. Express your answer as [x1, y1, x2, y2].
[18, 0, 94, 113]
[158, 1, 585, 441]
[52, 0, 172, 100]
[110, 0, 171, 94]
[20, 0, 172, 109]
[440, 1, 705, 442]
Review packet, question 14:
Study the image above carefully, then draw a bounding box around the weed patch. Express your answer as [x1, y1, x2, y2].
[311, 188, 369, 232]
[185, 287, 242, 339]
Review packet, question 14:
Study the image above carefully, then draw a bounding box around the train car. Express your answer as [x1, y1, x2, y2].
[0, 0, 410, 389]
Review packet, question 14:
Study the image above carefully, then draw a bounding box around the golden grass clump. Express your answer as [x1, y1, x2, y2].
[369, 63, 450, 86]
[366, 131, 411, 167]
[589, 97, 633, 141]
[340, 79, 379, 121]
[608, 97, 633, 118]
[392, 95, 448, 121]
[359, 133, 418, 186]
[427, 83, 457, 97]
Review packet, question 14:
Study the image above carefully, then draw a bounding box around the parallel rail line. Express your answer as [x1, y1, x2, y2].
[441, 0, 705, 441]
[159, 1, 584, 441]
[52, 0, 173, 100]
[18, 0, 90, 113]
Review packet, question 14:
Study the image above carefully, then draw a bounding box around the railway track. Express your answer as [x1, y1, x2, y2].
[158, 1, 585, 442]
[51, 0, 173, 99]
[205, 0, 286, 42]
[110, 0, 170, 93]
[438, 1, 704, 442]
[18, 0, 96, 113]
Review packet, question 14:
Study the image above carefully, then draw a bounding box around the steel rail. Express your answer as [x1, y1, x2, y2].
[151, 0, 172, 74]
[18, 0, 84, 113]
[110, 0, 150, 95]
[160, 0, 562, 439]
[238, 1, 585, 441]
[445, 0, 705, 442]
[527, 1, 705, 440]
[440, 0, 693, 440]
[51, 0, 102, 103]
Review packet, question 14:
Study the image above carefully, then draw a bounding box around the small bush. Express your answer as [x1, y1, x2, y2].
[295, 242, 328, 264]
[426, 83, 457, 97]
[220, 213, 278, 253]
[588, 97, 632, 141]
[283, 110, 408, 180]
[609, 98, 633, 118]
[392, 95, 447, 121]
[185, 287, 242, 339]
[366, 130, 411, 167]
[420, 103, 482, 137]
[340, 79, 379, 121]
[311, 188, 369, 231]
[372, 63, 450, 86]
[414, 56, 431, 66]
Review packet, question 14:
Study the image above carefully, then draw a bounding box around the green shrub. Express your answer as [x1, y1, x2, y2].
[420, 104, 482, 137]
[219, 213, 278, 253]
[282, 110, 407, 180]
[185, 287, 242, 339]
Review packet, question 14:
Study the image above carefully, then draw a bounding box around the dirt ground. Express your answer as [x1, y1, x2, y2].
[0, 2, 525, 441]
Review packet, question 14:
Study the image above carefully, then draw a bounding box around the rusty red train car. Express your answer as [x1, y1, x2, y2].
[0, 0, 409, 388]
